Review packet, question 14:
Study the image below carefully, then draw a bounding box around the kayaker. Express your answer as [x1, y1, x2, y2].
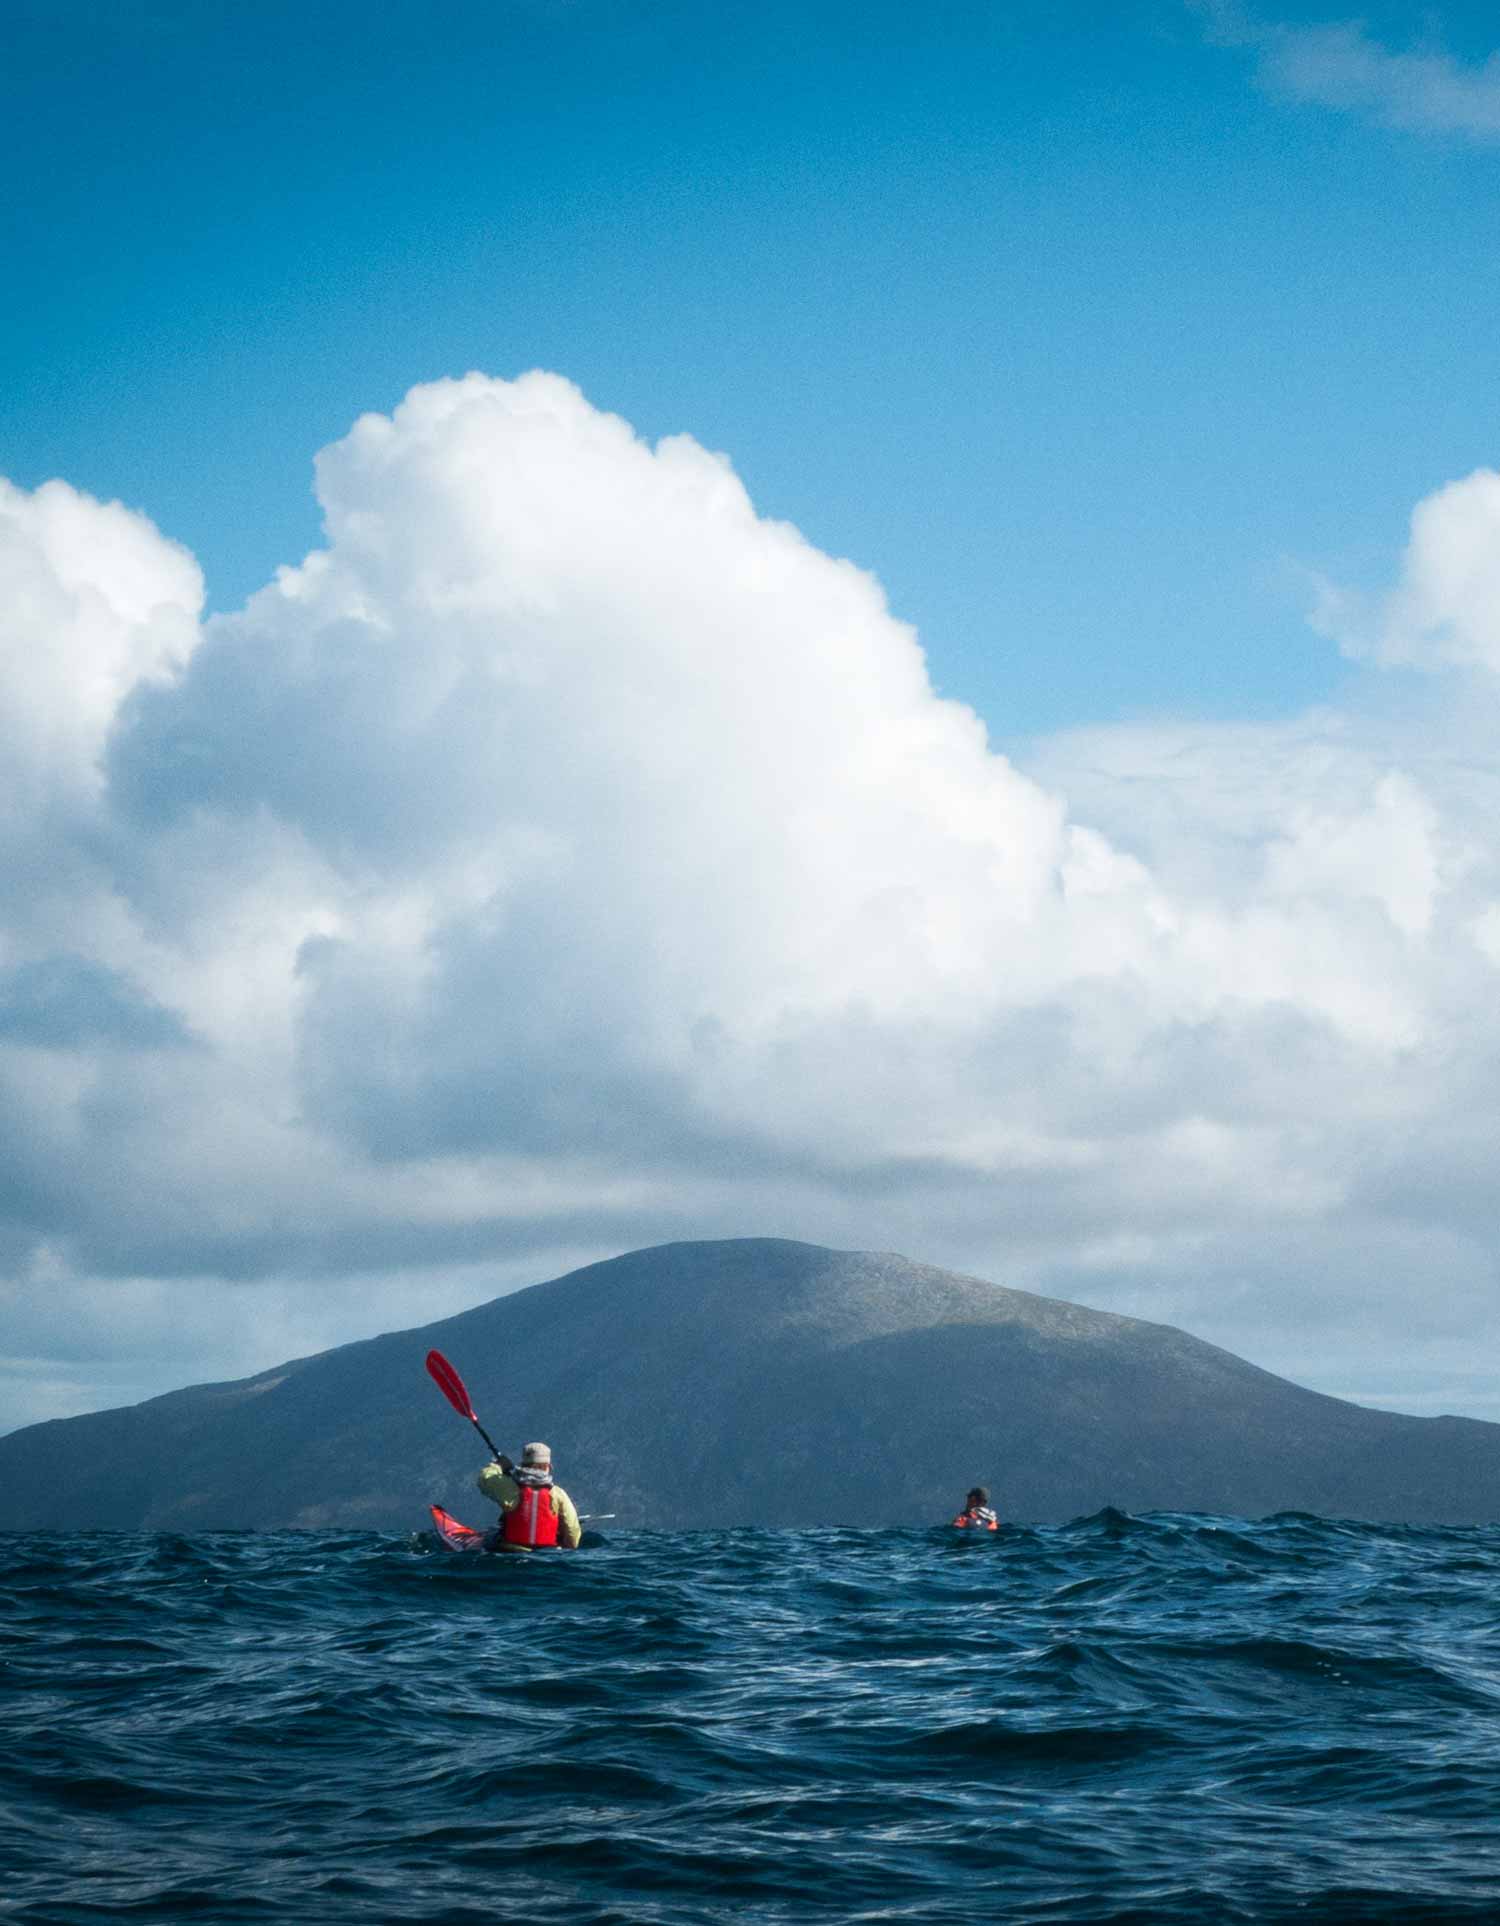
[951, 1486, 999, 1530]
[476, 1441, 582, 1549]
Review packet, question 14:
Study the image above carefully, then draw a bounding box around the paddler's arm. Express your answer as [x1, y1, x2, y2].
[552, 1485, 582, 1549]
[476, 1459, 521, 1512]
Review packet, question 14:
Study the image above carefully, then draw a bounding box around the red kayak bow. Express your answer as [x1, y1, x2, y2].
[429, 1503, 486, 1551]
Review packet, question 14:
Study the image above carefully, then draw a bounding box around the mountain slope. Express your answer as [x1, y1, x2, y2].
[3, 1239, 1497, 1529]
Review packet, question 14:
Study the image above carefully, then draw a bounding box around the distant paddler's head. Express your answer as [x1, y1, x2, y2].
[967, 1487, 989, 1509]
[521, 1441, 552, 1470]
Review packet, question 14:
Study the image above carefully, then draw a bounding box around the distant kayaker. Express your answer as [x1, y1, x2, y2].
[951, 1486, 999, 1530]
[477, 1441, 582, 1549]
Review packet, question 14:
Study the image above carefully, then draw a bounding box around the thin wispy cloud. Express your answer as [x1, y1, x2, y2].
[1195, 2, 1500, 141]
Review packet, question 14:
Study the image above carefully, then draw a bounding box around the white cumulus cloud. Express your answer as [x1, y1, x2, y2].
[4, 372, 1500, 1431]
[1312, 469, 1500, 674]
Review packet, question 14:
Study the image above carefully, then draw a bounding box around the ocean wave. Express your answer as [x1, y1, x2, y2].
[5, 1513, 1500, 1923]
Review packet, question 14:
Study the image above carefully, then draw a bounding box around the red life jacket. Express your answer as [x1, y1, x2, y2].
[952, 1508, 998, 1531]
[501, 1483, 560, 1548]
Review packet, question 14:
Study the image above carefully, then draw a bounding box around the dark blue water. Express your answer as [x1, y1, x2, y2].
[5, 1513, 1500, 1923]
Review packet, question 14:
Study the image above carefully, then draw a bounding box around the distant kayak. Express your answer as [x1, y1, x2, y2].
[428, 1504, 606, 1552]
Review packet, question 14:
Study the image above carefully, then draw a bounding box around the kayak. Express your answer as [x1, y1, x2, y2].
[428, 1503, 605, 1552]
[430, 1504, 490, 1551]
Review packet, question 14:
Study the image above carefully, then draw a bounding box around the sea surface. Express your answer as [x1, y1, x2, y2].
[5, 1512, 1500, 1924]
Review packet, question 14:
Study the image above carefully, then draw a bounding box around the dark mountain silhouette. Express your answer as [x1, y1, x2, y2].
[3, 1239, 1497, 1530]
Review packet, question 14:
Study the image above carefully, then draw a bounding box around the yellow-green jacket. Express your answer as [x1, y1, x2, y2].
[476, 1463, 582, 1548]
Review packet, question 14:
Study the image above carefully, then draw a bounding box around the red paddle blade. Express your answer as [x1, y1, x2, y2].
[426, 1349, 476, 1421]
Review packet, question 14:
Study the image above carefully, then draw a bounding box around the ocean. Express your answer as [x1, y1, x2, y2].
[4, 1512, 1500, 1923]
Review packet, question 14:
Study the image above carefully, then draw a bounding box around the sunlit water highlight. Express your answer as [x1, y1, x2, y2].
[5, 1513, 1500, 1922]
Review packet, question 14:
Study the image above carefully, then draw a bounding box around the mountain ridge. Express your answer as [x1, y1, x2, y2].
[3, 1238, 1496, 1529]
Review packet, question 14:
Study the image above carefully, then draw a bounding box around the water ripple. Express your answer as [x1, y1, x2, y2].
[5, 1515, 1500, 1922]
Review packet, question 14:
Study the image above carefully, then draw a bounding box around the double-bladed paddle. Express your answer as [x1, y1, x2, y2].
[425, 1349, 504, 1461]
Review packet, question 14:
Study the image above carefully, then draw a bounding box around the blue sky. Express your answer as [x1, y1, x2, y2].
[7, 0, 1498, 735]
[7, 1, 1500, 1436]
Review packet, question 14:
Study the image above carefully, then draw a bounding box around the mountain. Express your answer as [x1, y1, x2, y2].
[3, 1239, 1498, 1530]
